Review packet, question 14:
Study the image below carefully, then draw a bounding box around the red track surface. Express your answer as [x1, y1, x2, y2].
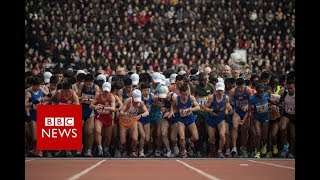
[25, 159, 295, 180]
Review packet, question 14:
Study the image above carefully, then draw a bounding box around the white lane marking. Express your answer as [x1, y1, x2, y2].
[67, 159, 106, 180]
[248, 160, 295, 170]
[25, 159, 34, 162]
[176, 160, 221, 180]
[240, 164, 248, 166]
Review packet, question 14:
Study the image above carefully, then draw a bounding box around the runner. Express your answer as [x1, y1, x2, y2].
[90, 82, 115, 157]
[193, 72, 214, 157]
[170, 84, 200, 157]
[25, 76, 48, 157]
[203, 82, 231, 158]
[138, 82, 156, 157]
[51, 82, 80, 157]
[119, 89, 149, 157]
[149, 72, 163, 157]
[79, 74, 100, 157]
[228, 78, 252, 157]
[245, 83, 272, 158]
[158, 85, 179, 157]
[279, 79, 295, 158]
[110, 81, 124, 158]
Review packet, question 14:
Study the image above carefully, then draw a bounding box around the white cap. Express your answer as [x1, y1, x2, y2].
[170, 73, 178, 83]
[178, 70, 186, 75]
[215, 82, 225, 91]
[152, 72, 162, 83]
[132, 89, 142, 102]
[160, 74, 166, 80]
[102, 82, 111, 92]
[97, 74, 107, 82]
[158, 86, 169, 98]
[76, 69, 86, 75]
[164, 78, 171, 87]
[217, 77, 224, 83]
[43, 72, 52, 83]
[130, 73, 139, 85]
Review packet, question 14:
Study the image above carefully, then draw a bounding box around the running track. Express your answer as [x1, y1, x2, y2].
[25, 158, 295, 180]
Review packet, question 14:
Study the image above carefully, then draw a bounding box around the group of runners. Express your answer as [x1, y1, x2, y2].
[25, 64, 295, 158]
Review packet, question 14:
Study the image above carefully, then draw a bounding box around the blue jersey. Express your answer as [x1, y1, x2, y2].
[233, 86, 250, 119]
[177, 95, 193, 117]
[30, 90, 44, 111]
[207, 94, 226, 120]
[150, 84, 162, 95]
[142, 93, 153, 115]
[177, 94, 196, 126]
[164, 92, 174, 109]
[122, 88, 129, 100]
[81, 84, 96, 120]
[81, 84, 96, 109]
[249, 92, 269, 121]
[30, 90, 44, 121]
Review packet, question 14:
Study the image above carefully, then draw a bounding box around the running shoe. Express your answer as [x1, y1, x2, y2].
[186, 138, 195, 148]
[173, 145, 179, 156]
[114, 149, 121, 158]
[273, 145, 279, 155]
[154, 150, 161, 157]
[180, 150, 187, 158]
[187, 147, 195, 157]
[217, 150, 225, 158]
[131, 151, 138, 158]
[287, 153, 295, 159]
[65, 150, 73, 157]
[139, 150, 145, 158]
[196, 151, 202, 158]
[231, 147, 238, 158]
[225, 149, 231, 158]
[261, 144, 267, 155]
[240, 146, 248, 158]
[254, 151, 261, 158]
[164, 149, 172, 158]
[265, 151, 271, 158]
[37, 150, 43, 157]
[104, 149, 111, 157]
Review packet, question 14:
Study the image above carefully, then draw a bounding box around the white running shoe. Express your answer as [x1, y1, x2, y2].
[139, 150, 145, 158]
[164, 149, 172, 157]
[173, 144, 179, 156]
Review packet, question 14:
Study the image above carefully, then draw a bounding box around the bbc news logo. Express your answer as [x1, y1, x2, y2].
[37, 105, 82, 150]
[42, 117, 77, 138]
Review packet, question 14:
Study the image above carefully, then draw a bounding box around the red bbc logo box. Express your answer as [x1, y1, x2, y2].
[36, 105, 82, 150]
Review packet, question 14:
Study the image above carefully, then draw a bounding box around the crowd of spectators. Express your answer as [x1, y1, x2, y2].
[25, 0, 295, 77]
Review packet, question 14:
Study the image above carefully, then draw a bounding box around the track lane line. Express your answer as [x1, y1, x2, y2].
[176, 160, 221, 180]
[248, 160, 295, 170]
[67, 159, 106, 180]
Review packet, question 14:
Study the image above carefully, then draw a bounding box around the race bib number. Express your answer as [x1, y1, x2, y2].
[285, 105, 295, 114]
[97, 108, 110, 114]
[126, 107, 139, 119]
[179, 108, 191, 117]
[256, 102, 268, 113]
[236, 100, 248, 108]
[146, 104, 151, 112]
